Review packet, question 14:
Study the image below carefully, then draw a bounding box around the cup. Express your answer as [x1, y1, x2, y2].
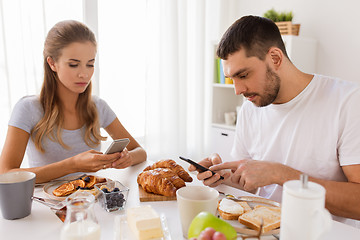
[176, 186, 219, 238]
[0, 171, 36, 220]
[224, 112, 236, 125]
[280, 178, 332, 240]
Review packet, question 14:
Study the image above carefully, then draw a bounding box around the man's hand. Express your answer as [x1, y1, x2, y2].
[188, 153, 230, 187]
[210, 159, 300, 191]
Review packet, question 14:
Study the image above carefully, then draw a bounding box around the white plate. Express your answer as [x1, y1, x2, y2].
[114, 214, 171, 240]
[219, 196, 280, 236]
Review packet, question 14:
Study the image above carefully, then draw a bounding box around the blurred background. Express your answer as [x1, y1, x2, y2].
[1, 0, 359, 165]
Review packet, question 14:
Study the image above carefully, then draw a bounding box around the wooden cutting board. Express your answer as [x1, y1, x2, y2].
[138, 184, 177, 202]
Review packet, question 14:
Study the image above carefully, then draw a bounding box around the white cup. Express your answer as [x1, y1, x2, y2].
[224, 112, 236, 125]
[280, 180, 332, 240]
[176, 186, 219, 238]
[0, 171, 36, 220]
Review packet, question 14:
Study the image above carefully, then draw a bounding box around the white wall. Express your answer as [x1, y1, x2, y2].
[228, 0, 360, 82]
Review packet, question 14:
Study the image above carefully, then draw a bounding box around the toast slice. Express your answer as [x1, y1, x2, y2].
[238, 205, 281, 233]
[218, 198, 251, 220]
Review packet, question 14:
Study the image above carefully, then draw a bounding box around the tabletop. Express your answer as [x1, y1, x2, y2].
[1, 160, 360, 240]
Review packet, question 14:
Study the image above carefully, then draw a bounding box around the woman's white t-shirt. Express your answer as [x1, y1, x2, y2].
[8, 95, 117, 167]
[231, 74, 360, 226]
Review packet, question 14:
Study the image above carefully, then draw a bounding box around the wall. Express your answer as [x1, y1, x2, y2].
[221, 0, 360, 82]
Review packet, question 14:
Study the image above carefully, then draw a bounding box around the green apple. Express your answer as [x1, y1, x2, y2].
[188, 211, 237, 239]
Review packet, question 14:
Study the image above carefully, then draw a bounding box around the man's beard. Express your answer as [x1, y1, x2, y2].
[255, 65, 281, 107]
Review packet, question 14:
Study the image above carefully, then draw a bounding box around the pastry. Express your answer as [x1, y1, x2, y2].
[52, 175, 107, 197]
[144, 159, 193, 182]
[137, 168, 185, 197]
[53, 182, 76, 197]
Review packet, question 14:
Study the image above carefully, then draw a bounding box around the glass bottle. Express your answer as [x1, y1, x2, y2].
[60, 191, 101, 240]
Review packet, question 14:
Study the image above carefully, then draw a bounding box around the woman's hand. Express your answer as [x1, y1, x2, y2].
[110, 148, 132, 169]
[70, 149, 121, 172]
[189, 227, 227, 240]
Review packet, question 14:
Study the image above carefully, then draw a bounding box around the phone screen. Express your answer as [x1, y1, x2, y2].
[104, 138, 130, 154]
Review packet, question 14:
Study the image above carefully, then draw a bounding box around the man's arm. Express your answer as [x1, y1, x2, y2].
[211, 160, 360, 220]
[308, 164, 360, 220]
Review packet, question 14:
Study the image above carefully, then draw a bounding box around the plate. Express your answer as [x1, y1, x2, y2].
[114, 214, 171, 240]
[219, 196, 280, 236]
[42, 175, 108, 201]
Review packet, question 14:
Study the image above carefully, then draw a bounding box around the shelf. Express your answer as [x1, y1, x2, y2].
[213, 83, 234, 88]
[212, 123, 236, 131]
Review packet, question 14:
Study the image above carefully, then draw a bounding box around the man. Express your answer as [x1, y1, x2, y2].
[190, 15, 360, 226]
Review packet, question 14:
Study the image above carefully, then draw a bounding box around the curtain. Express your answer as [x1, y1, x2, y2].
[0, 0, 240, 163]
[143, 0, 240, 160]
[0, 0, 83, 164]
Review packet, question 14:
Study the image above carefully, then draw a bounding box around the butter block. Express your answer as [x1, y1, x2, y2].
[127, 205, 163, 240]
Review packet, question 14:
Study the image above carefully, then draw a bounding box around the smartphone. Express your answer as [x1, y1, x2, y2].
[104, 138, 130, 154]
[179, 156, 224, 180]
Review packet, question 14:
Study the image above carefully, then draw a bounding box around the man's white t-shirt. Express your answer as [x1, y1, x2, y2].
[8, 95, 117, 167]
[231, 74, 360, 226]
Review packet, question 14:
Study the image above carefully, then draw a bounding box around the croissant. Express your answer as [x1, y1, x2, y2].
[144, 159, 193, 182]
[137, 168, 186, 197]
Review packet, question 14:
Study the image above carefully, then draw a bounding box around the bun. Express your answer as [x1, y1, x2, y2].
[144, 159, 193, 182]
[217, 198, 251, 220]
[137, 168, 185, 197]
[238, 205, 281, 233]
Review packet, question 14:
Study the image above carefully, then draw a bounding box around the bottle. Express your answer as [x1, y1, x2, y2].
[60, 191, 101, 240]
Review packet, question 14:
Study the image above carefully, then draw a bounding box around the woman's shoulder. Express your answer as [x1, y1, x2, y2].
[14, 95, 42, 111]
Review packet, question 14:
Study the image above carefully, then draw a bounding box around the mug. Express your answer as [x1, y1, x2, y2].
[176, 186, 219, 238]
[0, 171, 36, 220]
[224, 112, 236, 125]
[280, 180, 332, 240]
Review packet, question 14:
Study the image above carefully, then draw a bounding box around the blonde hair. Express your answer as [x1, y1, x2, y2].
[31, 20, 106, 153]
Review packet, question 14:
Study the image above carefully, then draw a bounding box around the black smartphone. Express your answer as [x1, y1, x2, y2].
[179, 156, 224, 180]
[104, 138, 130, 154]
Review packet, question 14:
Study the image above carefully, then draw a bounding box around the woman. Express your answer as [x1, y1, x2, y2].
[0, 20, 146, 183]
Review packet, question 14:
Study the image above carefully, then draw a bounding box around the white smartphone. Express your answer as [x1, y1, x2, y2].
[104, 138, 130, 154]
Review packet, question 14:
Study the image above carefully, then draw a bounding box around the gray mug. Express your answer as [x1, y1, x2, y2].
[0, 171, 36, 220]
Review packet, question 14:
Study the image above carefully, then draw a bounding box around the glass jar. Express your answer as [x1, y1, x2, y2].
[60, 191, 101, 240]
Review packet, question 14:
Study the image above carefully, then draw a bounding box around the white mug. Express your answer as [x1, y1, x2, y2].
[176, 186, 219, 238]
[280, 180, 332, 240]
[224, 112, 236, 125]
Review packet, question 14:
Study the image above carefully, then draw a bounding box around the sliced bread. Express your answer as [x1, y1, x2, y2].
[217, 198, 251, 220]
[238, 205, 281, 233]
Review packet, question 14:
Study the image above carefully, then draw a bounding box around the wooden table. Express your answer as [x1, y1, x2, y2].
[1, 160, 360, 239]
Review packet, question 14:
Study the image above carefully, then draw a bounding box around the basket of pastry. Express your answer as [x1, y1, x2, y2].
[217, 196, 281, 236]
[43, 175, 107, 201]
[137, 159, 193, 201]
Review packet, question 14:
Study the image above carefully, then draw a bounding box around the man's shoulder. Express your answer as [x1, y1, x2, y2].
[315, 74, 359, 90]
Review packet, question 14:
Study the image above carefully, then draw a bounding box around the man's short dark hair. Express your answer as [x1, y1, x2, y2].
[217, 15, 289, 60]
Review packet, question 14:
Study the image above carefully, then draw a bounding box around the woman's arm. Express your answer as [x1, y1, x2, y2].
[104, 118, 147, 167]
[0, 126, 122, 183]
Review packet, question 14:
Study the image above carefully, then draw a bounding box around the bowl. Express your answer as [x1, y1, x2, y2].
[95, 180, 129, 212]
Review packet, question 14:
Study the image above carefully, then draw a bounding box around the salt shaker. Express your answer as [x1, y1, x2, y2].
[280, 174, 332, 240]
[60, 191, 101, 240]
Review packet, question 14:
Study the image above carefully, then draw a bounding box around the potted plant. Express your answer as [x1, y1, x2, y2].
[263, 8, 300, 36]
